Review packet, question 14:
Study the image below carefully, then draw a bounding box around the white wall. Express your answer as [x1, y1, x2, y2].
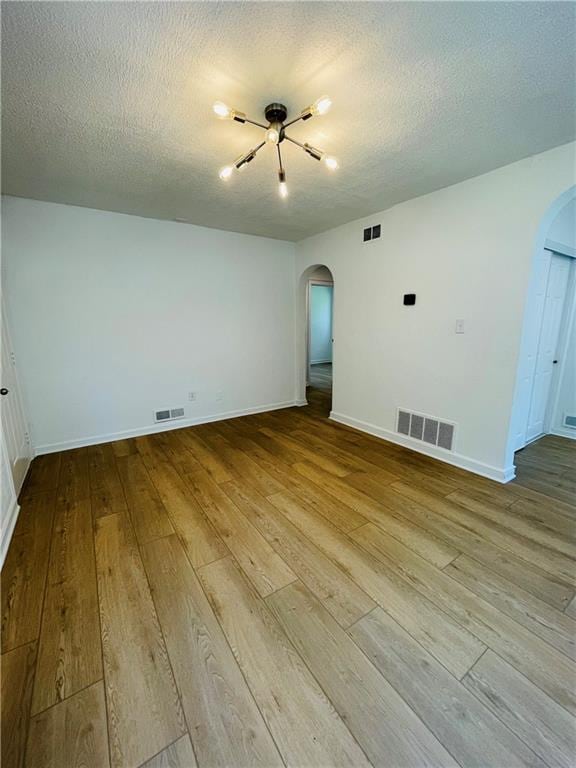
[2, 198, 296, 452]
[310, 285, 333, 363]
[295, 142, 576, 482]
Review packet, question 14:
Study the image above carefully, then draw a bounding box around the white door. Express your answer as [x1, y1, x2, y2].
[525, 253, 571, 442]
[1, 308, 32, 564]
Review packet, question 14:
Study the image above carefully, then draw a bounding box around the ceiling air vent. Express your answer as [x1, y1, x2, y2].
[396, 408, 456, 452]
[155, 407, 185, 423]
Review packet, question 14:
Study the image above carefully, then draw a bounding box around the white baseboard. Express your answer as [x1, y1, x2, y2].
[549, 428, 576, 441]
[34, 400, 299, 456]
[295, 399, 308, 407]
[1, 497, 20, 570]
[330, 411, 516, 484]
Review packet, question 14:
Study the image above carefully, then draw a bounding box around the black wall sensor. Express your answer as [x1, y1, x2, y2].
[403, 294, 416, 306]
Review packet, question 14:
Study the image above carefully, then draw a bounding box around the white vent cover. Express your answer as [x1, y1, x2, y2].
[155, 407, 185, 423]
[397, 408, 455, 452]
[564, 414, 576, 429]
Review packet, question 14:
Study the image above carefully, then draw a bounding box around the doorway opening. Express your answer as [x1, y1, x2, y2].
[507, 189, 576, 491]
[299, 265, 334, 417]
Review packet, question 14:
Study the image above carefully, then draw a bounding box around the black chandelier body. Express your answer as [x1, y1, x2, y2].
[213, 96, 338, 198]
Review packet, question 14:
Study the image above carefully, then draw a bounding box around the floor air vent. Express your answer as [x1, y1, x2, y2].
[397, 409, 455, 451]
[155, 407, 185, 423]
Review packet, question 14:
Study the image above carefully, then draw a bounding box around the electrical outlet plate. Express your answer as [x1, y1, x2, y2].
[188, 391, 197, 401]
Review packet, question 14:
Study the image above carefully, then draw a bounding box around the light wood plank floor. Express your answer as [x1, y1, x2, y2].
[2, 388, 575, 768]
[308, 362, 332, 393]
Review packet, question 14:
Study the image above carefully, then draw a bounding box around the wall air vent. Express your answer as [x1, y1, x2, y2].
[564, 414, 576, 429]
[155, 407, 185, 423]
[397, 408, 456, 452]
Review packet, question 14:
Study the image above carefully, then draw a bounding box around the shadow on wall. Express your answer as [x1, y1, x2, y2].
[507, 185, 576, 470]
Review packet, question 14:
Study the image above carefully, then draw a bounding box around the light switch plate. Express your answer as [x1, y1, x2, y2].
[455, 319, 465, 334]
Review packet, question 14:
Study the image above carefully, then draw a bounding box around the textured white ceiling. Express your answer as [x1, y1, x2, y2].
[2, 2, 575, 241]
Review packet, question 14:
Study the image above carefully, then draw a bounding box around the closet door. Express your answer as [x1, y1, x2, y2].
[526, 253, 571, 442]
[1, 308, 32, 564]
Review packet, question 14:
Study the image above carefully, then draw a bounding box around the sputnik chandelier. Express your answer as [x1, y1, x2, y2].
[213, 96, 339, 198]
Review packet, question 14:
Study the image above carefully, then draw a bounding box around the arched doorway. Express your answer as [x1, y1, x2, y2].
[297, 264, 334, 417]
[506, 185, 576, 472]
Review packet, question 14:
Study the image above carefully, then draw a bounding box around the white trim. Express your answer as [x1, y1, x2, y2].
[549, 428, 576, 441]
[295, 399, 308, 407]
[545, 238, 576, 259]
[330, 411, 516, 484]
[34, 400, 299, 455]
[0, 498, 20, 570]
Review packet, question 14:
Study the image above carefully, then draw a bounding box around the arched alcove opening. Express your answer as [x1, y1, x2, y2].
[506, 185, 576, 472]
[296, 264, 335, 416]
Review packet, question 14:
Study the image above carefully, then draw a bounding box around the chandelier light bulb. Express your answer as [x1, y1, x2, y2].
[219, 165, 234, 180]
[279, 181, 288, 198]
[213, 101, 231, 119]
[323, 155, 339, 171]
[265, 127, 280, 145]
[313, 95, 332, 115]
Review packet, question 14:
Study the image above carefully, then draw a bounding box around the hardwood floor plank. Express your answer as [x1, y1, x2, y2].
[269, 491, 485, 677]
[260, 427, 354, 478]
[463, 650, 576, 768]
[95, 513, 186, 767]
[445, 554, 576, 661]
[447, 488, 576, 557]
[392, 481, 576, 586]
[222, 480, 376, 627]
[293, 460, 396, 523]
[19, 453, 61, 499]
[88, 446, 124, 498]
[1, 492, 55, 652]
[176, 430, 233, 484]
[116, 453, 156, 497]
[267, 581, 458, 767]
[350, 521, 576, 714]
[1, 642, 36, 768]
[197, 557, 371, 768]
[91, 489, 129, 520]
[345, 475, 461, 567]
[140, 735, 197, 768]
[32, 498, 101, 714]
[566, 595, 576, 619]
[243, 438, 367, 531]
[126, 488, 175, 546]
[510, 498, 576, 540]
[145, 462, 226, 567]
[185, 469, 296, 597]
[352, 477, 574, 609]
[141, 535, 282, 767]
[349, 609, 547, 768]
[57, 450, 90, 506]
[26, 681, 110, 768]
[204, 432, 284, 497]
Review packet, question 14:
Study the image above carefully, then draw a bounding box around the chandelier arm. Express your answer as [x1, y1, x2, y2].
[283, 134, 305, 149]
[244, 117, 269, 130]
[276, 144, 284, 174]
[284, 114, 309, 128]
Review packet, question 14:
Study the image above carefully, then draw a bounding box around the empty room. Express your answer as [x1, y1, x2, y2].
[1, 2, 576, 767]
